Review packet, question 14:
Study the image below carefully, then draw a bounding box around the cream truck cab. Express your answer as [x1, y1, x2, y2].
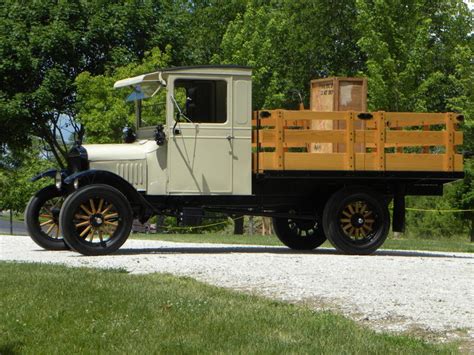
[25, 66, 464, 256]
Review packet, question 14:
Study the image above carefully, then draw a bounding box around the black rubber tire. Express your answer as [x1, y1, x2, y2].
[24, 185, 68, 250]
[273, 217, 326, 250]
[323, 187, 390, 255]
[59, 184, 133, 256]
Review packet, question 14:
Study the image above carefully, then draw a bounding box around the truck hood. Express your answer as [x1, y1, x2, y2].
[84, 141, 157, 162]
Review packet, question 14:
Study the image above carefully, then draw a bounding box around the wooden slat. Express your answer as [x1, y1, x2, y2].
[284, 130, 345, 144]
[454, 154, 463, 172]
[251, 117, 277, 127]
[385, 130, 463, 147]
[355, 153, 376, 170]
[386, 154, 447, 171]
[386, 131, 444, 146]
[385, 112, 445, 128]
[284, 153, 346, 170]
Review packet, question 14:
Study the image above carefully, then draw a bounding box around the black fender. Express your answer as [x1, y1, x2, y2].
[63, 169, 154, 223]
[31, 168, 68, 182]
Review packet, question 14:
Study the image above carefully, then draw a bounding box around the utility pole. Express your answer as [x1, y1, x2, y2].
[470, 212, 473, 243]
[9, 210, 13, 235]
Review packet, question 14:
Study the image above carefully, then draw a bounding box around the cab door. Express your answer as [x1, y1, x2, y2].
[166, 77, 233, 194]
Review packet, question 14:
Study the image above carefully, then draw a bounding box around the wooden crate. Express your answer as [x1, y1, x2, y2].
[309, 77, 367, 153]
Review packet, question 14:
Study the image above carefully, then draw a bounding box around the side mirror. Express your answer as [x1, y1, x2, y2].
[154, 124, 166, 146]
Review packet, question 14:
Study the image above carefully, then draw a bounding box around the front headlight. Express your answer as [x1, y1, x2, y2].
[68, 145, 89, 173]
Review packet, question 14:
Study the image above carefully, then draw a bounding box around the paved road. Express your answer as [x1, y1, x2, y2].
[0, 219, 27, 235]
[1, 235, 473, 347]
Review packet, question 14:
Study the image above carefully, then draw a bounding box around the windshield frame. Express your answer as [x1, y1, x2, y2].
[132, 83, 168, 130]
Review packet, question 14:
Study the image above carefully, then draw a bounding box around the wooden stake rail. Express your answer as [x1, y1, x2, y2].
[252, 110, 464, 173]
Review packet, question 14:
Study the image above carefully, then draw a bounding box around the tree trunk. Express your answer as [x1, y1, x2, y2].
[248, 216, 254, 235]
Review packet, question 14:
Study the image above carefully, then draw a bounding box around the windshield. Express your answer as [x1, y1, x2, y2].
[127, 83, 167, 128]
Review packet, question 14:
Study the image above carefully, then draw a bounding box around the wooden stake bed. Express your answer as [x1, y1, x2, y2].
[252, 110, 464, 173]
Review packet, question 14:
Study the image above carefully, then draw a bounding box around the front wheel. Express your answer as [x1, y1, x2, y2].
[323, 188, 390, 255]
[60, 184, 133, 256]
[25, 185, 68, 250]
[273, 217, 326, 250]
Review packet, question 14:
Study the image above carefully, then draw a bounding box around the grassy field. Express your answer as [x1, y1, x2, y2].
[0, 213, 23, 223]
[131, 232, 474, 253]
[0, 262, 458, 354]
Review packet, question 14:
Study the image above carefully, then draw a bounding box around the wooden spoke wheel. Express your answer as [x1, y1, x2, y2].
[60, 184, 133, 256]
[25, 185, 68, 250]
[323, 188, 390, 255]
[273, 216, 326, 250]
[339, 201, 378, 242]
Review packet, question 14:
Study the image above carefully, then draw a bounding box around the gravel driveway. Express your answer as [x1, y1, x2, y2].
[1, 235, 473, 344]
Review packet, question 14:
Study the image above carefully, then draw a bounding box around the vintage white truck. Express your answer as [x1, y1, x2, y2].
[25, 65, 464, 255]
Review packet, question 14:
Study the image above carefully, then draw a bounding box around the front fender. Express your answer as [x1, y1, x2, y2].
[31, 168, 68, 182]
[64, 169, 154, 222]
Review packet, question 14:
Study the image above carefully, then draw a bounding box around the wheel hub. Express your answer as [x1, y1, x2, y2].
[351, 214, 365, 227]
[90, 214, 104, 227]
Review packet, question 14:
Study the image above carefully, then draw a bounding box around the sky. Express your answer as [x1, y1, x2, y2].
[464, 0, 474, 11]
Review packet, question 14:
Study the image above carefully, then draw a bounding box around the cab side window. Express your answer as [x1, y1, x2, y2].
[174, 79, 227, 123]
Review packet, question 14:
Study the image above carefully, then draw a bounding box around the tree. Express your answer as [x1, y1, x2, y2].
[216, 0, 362, 109]
[0, 0, 188, 167]
[0, 148, 52, 213]
[356, 0, 472, 112]
[75, 47, 172, 143]
[182, 0, 247, 64]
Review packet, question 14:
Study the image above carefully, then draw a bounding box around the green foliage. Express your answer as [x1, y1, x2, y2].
[183, 0, 247, 64]
[0, 149, 53, 212]
[0, 0, 188, 164]
[217, 1, 362, 109]
[356, 0, 472, 112]
[75, 47, 171, 143]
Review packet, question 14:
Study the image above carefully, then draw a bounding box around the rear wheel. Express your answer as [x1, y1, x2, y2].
[323, 188, 390, 255]
[273, 217, 326, 250]
[25, 185, 68, 250]
[60, 184, 133, 256]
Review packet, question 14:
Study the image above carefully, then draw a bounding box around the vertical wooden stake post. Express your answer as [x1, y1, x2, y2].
[375, 111, 386, 171]
[274, 110, 284, 170]
[345, 111, 355, 170]
[444, 113, 455, 172]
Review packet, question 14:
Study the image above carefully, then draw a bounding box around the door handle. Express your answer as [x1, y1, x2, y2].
[226, 135, 234, 141]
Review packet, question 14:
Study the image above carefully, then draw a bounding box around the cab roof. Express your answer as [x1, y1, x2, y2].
[114, 65, 252, 89]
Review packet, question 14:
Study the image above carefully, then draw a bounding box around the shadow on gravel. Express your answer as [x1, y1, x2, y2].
[113, 246, 473, 259]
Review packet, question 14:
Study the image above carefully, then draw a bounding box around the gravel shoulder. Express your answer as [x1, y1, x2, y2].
[1, 235, 473, 344]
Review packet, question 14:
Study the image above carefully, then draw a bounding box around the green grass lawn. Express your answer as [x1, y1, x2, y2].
[0, 262, 458, 354]
[131, 232, 474, 253]
[0, 213, 24, 223]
